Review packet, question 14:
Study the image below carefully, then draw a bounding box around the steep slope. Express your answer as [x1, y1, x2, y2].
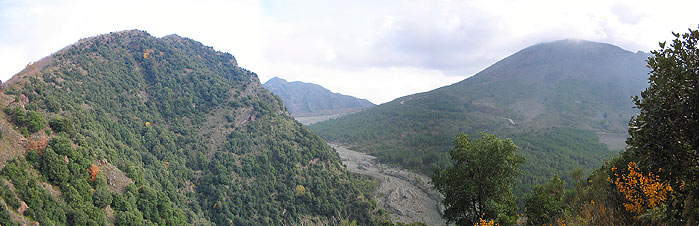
[311, 39, 650, 194]
[0, 30, 383, 225]
[263, 77, 374, 117]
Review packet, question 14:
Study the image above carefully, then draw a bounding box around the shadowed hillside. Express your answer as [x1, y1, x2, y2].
[263, 77, 374, 118]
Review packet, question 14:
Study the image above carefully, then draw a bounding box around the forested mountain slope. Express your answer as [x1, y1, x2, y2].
[263, 77, 374, 116]
[0, 30, 383, 225]
[311, 39, 650, 195]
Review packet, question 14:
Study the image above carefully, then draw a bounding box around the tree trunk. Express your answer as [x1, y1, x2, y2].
[684, 193, 694, 226]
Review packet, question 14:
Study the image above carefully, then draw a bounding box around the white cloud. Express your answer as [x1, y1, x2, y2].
[255, 62, 465, 104]
[1, 0, 698, 103]
[0, 0, 262, 81]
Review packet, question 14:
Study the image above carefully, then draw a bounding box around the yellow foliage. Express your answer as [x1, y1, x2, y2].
[295, 185, 307, 196]
[143, 49, 155, 59]
[609, 161, 673, 216]
[145, 121, 151, 126]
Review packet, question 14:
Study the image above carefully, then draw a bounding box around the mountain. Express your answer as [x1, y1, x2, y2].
[263, 77, 374, 124]
[0, 30, 384, 225]
[310, 39, 651, 195]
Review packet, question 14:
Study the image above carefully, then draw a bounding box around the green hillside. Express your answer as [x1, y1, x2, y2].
[0, 30, 383, 225]
[311, 39, 650, 195]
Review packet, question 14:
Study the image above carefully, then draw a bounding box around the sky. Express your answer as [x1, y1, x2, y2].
[1, 0, 698, 104]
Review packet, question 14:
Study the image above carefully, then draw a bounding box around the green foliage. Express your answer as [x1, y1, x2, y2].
[67, 207, 89, 226]
[49, 116, 75, 135]
[519, 157, 634, 225]
[518, 27, 699, 226]
[93, 187, 112, 209]
[197, 116, 383, 225]
[380, 221, 427, 226]
[26, 111, 47, 133]
[1, 30, 383, 225]
[4, 106, 46, 134]
[4, 106, 26, 123]
[310, 40, 647, 200]
[1, 159, 67, 225]
[510, 128, 610, 196]
[0, 182, 20, 210]
[523, 175, 566, 225]
[432, 133, 525, 226]
[0, 182, 19, 226]
[0, 205, 16, 226]
[41, 147, 71, 184]
[625, 27, 699, 224]
[311, 103, 615, 198]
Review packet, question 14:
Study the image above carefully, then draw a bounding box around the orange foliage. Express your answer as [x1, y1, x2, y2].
[474, 218, 497, 226]
[608, 161, 673, 215]
[25, 137, 49, 154]
[543, 219, 567, 226]
[87, 164, 100, 181]
[145, 121, 151, 126]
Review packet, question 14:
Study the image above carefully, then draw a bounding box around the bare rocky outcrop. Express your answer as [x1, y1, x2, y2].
[17, 201, 28, 215]
[96, 159, 133, 193]
[18, 94, 29, 105]
[0, 94, 31, 168]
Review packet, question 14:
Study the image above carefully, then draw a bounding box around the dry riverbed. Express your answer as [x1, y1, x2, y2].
[330, 144, 446, 226]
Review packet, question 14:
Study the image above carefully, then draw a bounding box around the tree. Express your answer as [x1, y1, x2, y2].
[49, 116, 74, 134]
[67, 207, 88, 226]
[524, 174, 566, 225]
[432, 133, 525, 226]
[42, 147, 70, 185]
[4, 107, 46, 133]
[626, 27, 699, 224]
[93, 187, 112, 209]
[26, 111, 46, 133]
[608, 161, 673, 216]
[87, 164, 100, 182]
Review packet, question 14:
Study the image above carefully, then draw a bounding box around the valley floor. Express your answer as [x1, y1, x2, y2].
[331, 144, 445, 226]
[293, 107, 370, 125]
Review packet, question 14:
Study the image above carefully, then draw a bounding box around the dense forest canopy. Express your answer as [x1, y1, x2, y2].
[0, 30, 385, 225]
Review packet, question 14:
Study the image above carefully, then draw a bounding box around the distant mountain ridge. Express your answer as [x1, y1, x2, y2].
[311, 39, 651, 195]
[263, 77, 374, 117]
